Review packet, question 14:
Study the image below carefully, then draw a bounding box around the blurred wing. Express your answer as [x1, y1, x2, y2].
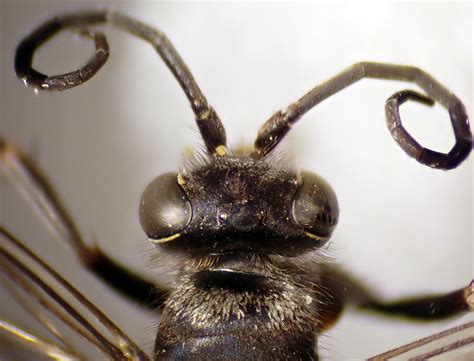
[368, 322, 474, 360]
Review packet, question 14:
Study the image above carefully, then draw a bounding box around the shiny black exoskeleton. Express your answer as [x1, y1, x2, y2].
[10, 9, 472, 361]
[140, 155, 338, 360]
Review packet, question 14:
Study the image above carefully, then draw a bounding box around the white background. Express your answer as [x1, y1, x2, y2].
[1, 1, 472, 360]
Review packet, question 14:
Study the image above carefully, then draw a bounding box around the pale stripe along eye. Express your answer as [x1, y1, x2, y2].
[5, 7, 471, 361]
[139, 172, 192, 242]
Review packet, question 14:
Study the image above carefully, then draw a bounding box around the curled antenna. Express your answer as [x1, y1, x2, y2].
[252, 62, 472, 170]
[14, 10, 227, 156]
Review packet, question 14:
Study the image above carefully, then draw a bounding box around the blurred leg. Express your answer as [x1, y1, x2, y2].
[0, 139, 169, 310]
[317, 264, 473, 331]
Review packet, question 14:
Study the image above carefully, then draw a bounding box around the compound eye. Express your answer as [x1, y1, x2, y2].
[139, 172, 192, 242]
[292, 171, 339, 242]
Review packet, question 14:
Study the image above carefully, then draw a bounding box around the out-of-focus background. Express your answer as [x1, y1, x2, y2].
[0, 1, 472, 360]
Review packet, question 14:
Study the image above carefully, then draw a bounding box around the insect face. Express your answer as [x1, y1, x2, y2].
[140, 155, 338, 257]
[1, 4, 472, 360]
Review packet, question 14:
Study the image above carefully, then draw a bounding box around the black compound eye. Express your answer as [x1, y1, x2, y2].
[292, 171, 339, 243]
[139, 172, 192, 243]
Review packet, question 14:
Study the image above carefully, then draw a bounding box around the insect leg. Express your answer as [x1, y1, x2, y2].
[367, 322, 474, 360]
[317, 264, 473, 332]
[253, 62, 472, 170]
[0, 139, 169, 310]
[0, 227, 150, 361]
[357, 282, 473, 320]
[0, 318, 83, 361]
[15, 10, 227, 155]
[2, 264, 81, 352]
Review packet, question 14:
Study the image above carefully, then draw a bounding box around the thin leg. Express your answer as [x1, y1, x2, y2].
[0, 318, 83, 361]
[358, 282, 473, 320]
[2, 267, 76, 349]
[0, 139, 169, 310]
[367, 322, 474, 360]
[0, 227, 150, 361]
[15, 10, 226, 155]
[316, 264, 473, 332]
[253, 62, 472, 170]
[0, 246, 111, 355]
